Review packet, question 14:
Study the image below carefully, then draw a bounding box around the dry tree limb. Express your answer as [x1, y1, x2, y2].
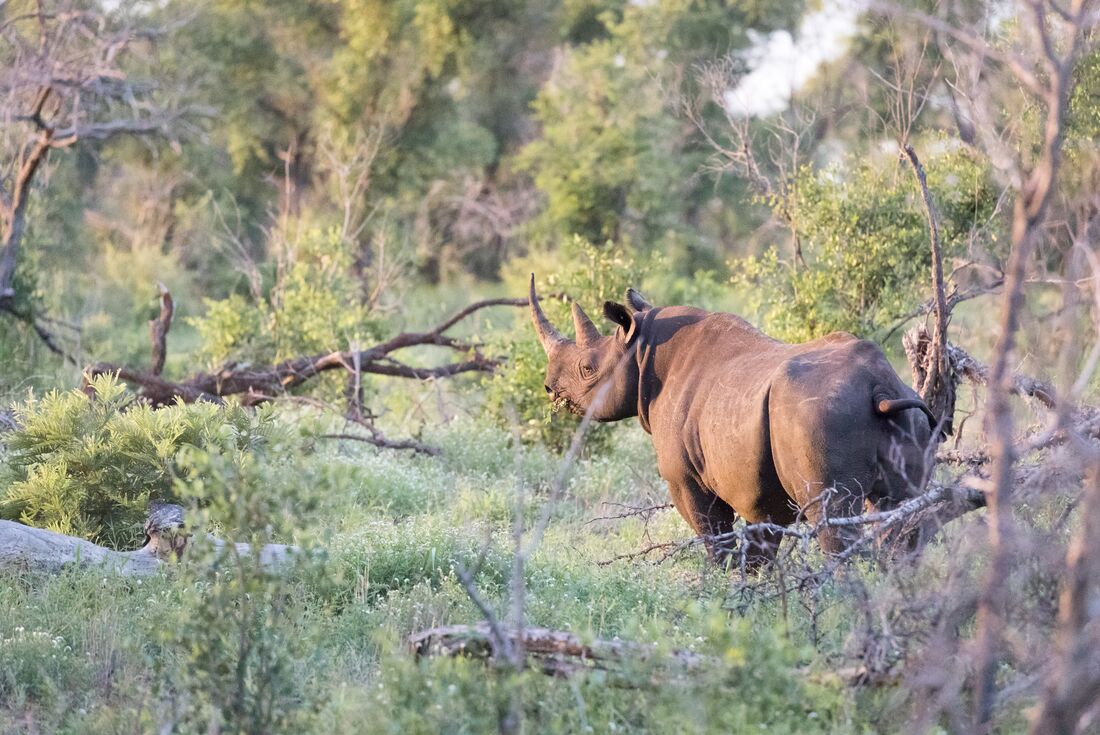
[0, 6, 204, 305]
[84, 296, 531, 407]
[584, 502, 674, 525]
[407, 623, 711, 682]
[148, 282, 173, 376]
[0, 300, 80, 365]
[0, 519, 164, 577]
[598, 481, 987, 570]
[319, 432, 439, 456]
[936, 448, 991, 466]
[904, 327, 1060, 411]
[948, 342, 1057, 410]
[902, 144, 956, 434]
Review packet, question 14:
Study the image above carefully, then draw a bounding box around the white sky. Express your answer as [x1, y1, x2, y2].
[722, 0, 863, 118]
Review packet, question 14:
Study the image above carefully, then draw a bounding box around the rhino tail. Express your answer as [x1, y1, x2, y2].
[874, 393, 942, 436]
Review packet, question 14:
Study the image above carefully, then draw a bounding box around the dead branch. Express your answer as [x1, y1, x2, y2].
[598, 481, 987, 571]
[0, 4, 196, 306]
[408, 623, 711, 682]
[883, 277, 1005, 342]
[0, 300, 80, 364]
[149, 282, 173, 376]
[453, 565, 515, 664]
[902, 144, 955, 433]
[936, 448, 991, 466]
[948, 341, 1057, 410]
[84, 295, 531, 407]
[905, 327, 1059, 411]
[584, 502, 674, 526]
[319, 432, 439, 456]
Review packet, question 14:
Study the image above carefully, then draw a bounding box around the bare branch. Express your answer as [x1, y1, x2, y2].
[149, 282, 173, 376]
[84, 294, 532, 406]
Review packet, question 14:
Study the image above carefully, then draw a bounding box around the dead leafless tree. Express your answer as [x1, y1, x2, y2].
[908, 3, 1100, 728]
[0, 0, 197, 347]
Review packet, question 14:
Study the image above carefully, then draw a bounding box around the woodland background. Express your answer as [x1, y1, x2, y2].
[1, 0, 1099, 733]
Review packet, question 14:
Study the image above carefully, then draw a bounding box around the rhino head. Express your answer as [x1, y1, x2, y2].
[528, 275, 646, 422]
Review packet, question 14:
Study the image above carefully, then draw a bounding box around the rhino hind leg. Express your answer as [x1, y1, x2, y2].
[666, 477, 780, 571]
[802, 483, 866, 555]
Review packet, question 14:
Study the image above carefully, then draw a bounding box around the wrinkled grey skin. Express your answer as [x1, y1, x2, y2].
[529, 275, 939, 567]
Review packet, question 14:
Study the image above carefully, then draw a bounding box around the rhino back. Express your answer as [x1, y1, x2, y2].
[641, 312, 798, 523]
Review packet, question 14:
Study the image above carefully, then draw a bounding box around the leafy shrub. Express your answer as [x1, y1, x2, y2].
[733, 146, 1001, 342]
[189, 226, 383, 368]
[0, 374, 282, 548]
[156, 441, 325, 734]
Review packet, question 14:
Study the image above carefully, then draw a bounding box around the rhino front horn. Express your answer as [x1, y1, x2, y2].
[572, 302, 602, 346]
[529, 274, 567, 355]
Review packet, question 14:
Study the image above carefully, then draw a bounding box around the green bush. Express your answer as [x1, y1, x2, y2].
[156, 441, 325, 734]
[189, 226, 383, 368]
[0, 374, 282, 548]
[733, 146, 1001, 342]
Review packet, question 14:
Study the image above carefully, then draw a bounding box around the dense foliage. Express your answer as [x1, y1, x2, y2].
[0, 376, 280, 548]
[734, 146, 1002, 341]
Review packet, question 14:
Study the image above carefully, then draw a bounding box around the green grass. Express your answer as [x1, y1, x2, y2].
[0, 412, 1036, 734]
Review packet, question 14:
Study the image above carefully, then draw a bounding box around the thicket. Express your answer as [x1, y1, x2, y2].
[734, 146, 1002, 341]
[0, 375, 281, 548]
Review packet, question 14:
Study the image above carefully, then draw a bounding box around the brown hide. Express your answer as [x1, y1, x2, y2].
[531, 278, 937, 565]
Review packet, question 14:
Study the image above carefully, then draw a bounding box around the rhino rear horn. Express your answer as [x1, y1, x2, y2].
[571, 302, 602, 346]
[529, 274, 568, 354]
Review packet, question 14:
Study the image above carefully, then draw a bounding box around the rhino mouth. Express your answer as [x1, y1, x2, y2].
[551, 396, 583, 416]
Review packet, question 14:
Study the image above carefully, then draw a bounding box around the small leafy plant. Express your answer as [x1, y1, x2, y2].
[0, 374, 282, 548]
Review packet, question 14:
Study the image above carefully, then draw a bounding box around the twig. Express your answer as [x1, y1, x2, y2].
[584, 502, 674, 525]
[318, 433, 439, 456]
[149, 282, 173, 376]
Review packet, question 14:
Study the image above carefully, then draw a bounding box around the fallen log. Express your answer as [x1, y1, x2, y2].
[407, 623, 711, 680]
[407, 623, 879, 688]
[0, 504, 299, 577]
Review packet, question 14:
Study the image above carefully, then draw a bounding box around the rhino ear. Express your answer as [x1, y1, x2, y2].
[625, 288, 653, 312]
[603, 301, 638, 344]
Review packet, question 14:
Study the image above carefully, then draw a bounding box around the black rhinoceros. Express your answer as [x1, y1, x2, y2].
[529, 276, 938, 566]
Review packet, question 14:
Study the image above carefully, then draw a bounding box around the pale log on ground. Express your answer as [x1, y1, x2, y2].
[408, 623, 710, 680]
[0, 505, 299, 577]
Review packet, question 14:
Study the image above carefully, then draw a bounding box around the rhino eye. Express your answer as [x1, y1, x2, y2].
[580, 364, 595, 378]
